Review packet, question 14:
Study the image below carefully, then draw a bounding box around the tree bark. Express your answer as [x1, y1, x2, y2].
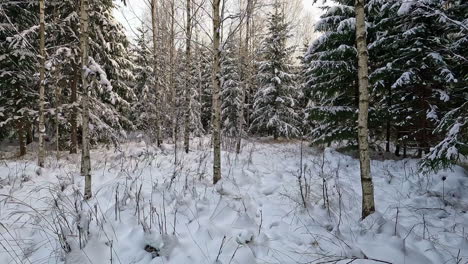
[212, 0, 222, 184]
[70, 66, 79, 154]
[17, 120, 26, 157]
[169, 1, 176, 144]
[236, 0, 252, 154]
[26, 121, 33, 145]
[38, 0, 46, 167]
[80, 0, 92, 199]
[385, 85, 391, 152]
[56, 79, 63, 159]
[151, 0, 162, 147]
[355, 0, 375, 219]
[184, 0, 192, 153]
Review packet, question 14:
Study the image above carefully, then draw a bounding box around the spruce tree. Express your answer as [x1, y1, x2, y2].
[302, 2, 359, 145]
[196, 45, 213, 133]
[221, 39, 243, 137]
[0, 1, 39, 156]
[130, 27, 158, 138]
[189, 49, 205, 137]
[250, 4, 299, 139]
[420, 0, 468, 171]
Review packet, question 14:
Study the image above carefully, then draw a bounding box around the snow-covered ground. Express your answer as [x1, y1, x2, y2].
[0, 138, 467, 264]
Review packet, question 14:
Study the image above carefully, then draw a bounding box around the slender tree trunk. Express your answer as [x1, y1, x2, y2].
[236, 0, 252, 154]
[38, 0, 46, 167]
[151, 0, 162, 147]
[355, 0, 375, 219]
[169, 0, 176, 145]
[70, 66, 79, 154]
[184, 0, 192, 153]
[196, 32, 204, 138]
[385, 86, 391, 152]
[56, 79, 62, 159]
[17, 120, 26, 157]
[212, 0, 222, 184]
[26, 121, 33, 144]
[80, 0, 92, 199]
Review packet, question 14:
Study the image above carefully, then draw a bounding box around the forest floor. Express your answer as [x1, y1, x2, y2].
[0, 137, 467, 264]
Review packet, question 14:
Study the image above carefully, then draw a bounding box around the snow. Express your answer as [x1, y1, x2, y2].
[397, 2, 414, 16]
[0, 138, 467, 264]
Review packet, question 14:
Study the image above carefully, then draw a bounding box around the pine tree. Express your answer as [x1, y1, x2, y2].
[250, 4, 299, 139]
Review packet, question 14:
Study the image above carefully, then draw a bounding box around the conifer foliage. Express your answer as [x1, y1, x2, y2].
[303, 1, 359, 145]
[303, 0, 467, 171]
[221, 40, 242, 137]
[250, 3, 299, 139]
[0, 1, 38, 155]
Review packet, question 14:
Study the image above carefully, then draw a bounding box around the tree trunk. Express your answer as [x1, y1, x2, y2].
[169, 1, 176, 144]
[151, 0, 162, 147]
[70, 66, 79, 154]
[212, 0, 222, 184]
[385, 84, 391, 152]
[80, 0, 92, 199]
[26, 121, 33, 145]
[184, 0, 192, 153]
[38, 0, 46, 167]
[355, 0, 375, 219]
[17, 120, 26, 157]
[56, 79, 62, 159]
[236, 0, 252, 154]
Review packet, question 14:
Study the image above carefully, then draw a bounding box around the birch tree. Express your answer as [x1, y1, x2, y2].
[355, 0, 375, 219]
[151, 0, 162, 147]
[184, 0, 192, 153]
[212, 0, 222, 184]
[236, 0, 252, 154]
[80, 0, 92, 199]
[38, 0, 46, 167]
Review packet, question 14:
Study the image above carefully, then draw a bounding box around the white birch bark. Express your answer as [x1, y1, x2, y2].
[212, 0, 222, 184]
[355, 0, 375, 219]
[184, 0, 192, 153]
[80, 0, 92, 199]
[151, 0, 162, 147]
[38, 0, 46, 167]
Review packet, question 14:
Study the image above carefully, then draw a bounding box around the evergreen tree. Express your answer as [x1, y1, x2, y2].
[221, 40, 242, 137]
[86, 0, 135, 142]
[189, 50, 205, 137]
[302, 2, 359, 145]
[196, 45, 213, 133]
[48, 0, 136, 145]
[368, 0, 466, 160]
[0, 1, 39, 155]
[250, 4, 299, 139]
[420, 0, 468, 171]
[130, 27, 158, 138]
